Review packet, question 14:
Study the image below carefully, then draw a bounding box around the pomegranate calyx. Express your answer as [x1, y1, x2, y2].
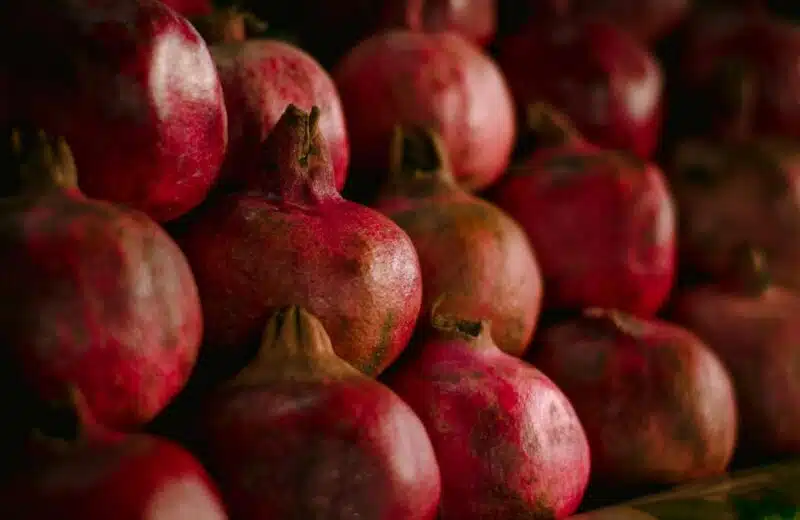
[521, 103, 581, 154]
[8, 129, 79, 195]
[191, 6, 267, 45]
[230, 306, 361, 386]
[730, 245, 772, 296]
[31, 386, 120, 450]
[430, 297, 494, 348]
[385, 125, 457, 198]
[583, 308, 645, 337]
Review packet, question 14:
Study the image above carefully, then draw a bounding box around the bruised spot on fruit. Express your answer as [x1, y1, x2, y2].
[360, 311, 395, 375]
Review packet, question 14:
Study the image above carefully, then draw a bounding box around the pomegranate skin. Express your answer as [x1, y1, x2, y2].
[533, 311, 738, 487]
[374, 127, 542, 357]
[386, 315, 591, 519]
[334, 30, 516, 196]
[2, 0, 227, 222]
[2, 434, 228, 520]
[490, 107, 676, 316]
[379, 0, 497, 46]
[672, 282, 800, 457]
[0, 134, 203, 430]
[497, 19, 662, 160]
[177, 105, 422, 375]
[679, 8, 800, 141]
[571, 0, 690, 43]
[212, 39, 349, 191]
[159, 0, 214, 17]
[200, 307, 441, 520]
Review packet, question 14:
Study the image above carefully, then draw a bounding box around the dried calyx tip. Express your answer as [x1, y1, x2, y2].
[583, 307, 642, 335]
[8, 128, 79, 192]
[522, 102, 575, 152]
[283, 104, 321, 168]
[390, 125, 447, 179]
[733, 245, 771, 296]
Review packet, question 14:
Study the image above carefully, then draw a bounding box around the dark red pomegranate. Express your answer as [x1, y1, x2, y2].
[199, 306, 441, 519]
[1, 390, 228, 520]
[671, 249, 800, 457]
[670, 138, 800, 291]
[194, 11, 350, 191]
[374, 126, 542, 357]
[176, 105, 422, 376]
[378, 0, 497, 46]
[678, 4, 800, 141]
[385, 310, 591, 519]
[0, 130, 203, 430]
[490, 105, 676, 316]
[497, 17, 663, 159]
[160, 0, 214, 17]
[1, 0, 227, 222]
[570, 0, 690, 43]
[334, 30, 516, 198]
[533, 310, 738, 488]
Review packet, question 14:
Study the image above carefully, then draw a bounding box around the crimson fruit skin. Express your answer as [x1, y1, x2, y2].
[378, 0, 497, 47]
[570, 0, 690, 43]
[497, 19, 662, 160]
[0, 134, 203, 430]
[670, 139, 800, 291]
[176, 105, 422, 376]
[200, 306, 441, 520]
[2, 0, 227, 222]
[3, 434, 228, 519]
[679, 8, 800, 141]
[533, 311, 738, 487]
[334, 30, 516, 195]
[672, 281, 800, 457]
[159, 0, 214, 17]
[490, 107, 676, 317]
[212, 39, 350, 191]
[374, 127, 542, 357]
[386, 315, 591, 520]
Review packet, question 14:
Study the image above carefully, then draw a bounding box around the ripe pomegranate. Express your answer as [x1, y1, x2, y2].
[1, 0, 227, 222]
[194, 11, 350, 191]
[160, 0, 214, 17]
[334, 30, 515, 199]
[670, 138, 800, 290]
[497, 17, 663, 159]
[570, 0, 691, 43]
[378, 0, 497, 46]
[0, 130, 203, 430]
[176, 105, 422, 376]
[2, 390, 228, 520]
[374, 126, 542, 357]
[489, 104, 676, 316]
[678, 3, 800, 141]
[385, 309, 591, 519]
[532, 309, 738, 487]
[671, 249, 800, 457]
[199, 306, 441, 519]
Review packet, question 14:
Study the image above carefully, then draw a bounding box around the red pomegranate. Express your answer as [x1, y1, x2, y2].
[490, 104, 676, 317]
[199, 306, 441, 519]
[378, 0, 497, 46]
[374, 126, 542, 357]
[176, 105, 422, 376]
[671, 249, 800, 457]
[194, 11, 350, 191]
[159, 0, 214, 17]
[670, 138, 800, 291]
[533, 309, 738, 487]
[678, 3, 800, 141]
[1, 0, 227, 222]
[1, 390, 228, 520]
[0, 130, 203, 430]
[497, 17, 663, 159]
[385, 309, 591, 519]
[334, 30, 515, 198]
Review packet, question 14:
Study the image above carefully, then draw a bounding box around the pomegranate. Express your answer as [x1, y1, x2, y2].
[334, 30, 515, 199]
[1, 0, 227, 222]
[497, 17, 663, 159]
[191, 11, 350, 191]
[160, 0, 214, 17]
[570, 0, 691, 43]
[670, 138, 800, 290]
[0, 130, 203, 430]
[385, 309, 591, 519]
[176, 105, 422, 376]
[198, 306, 441, 519]
[678, 3, 800, 141]
[378, 0, 497, 46]
[532, 309, 738, 487]
[374, 126, 542, 357]
[489, 104, 676, 317]
[671, 249, 800, 457]
[1, 390, 228, 520]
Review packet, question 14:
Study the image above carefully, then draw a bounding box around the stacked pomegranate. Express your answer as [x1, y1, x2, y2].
[0, 0, 799, 518]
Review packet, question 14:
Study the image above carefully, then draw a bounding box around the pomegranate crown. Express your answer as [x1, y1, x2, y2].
[6, 128, 79, 195]
[382, 125, 458, 198]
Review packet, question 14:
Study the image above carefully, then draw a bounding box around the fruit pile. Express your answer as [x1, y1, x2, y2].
[0, 0, 798, 518]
